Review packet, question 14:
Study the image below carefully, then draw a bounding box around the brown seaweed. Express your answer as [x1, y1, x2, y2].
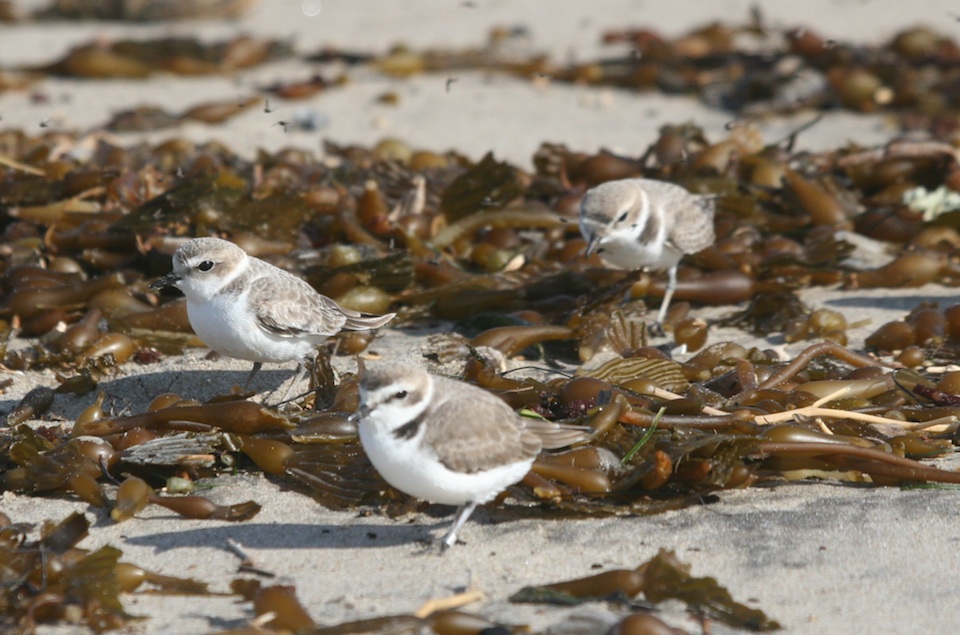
[40, 36, 293, 78]
[512, 549, 780, 631]
[0, 512, 214, 633]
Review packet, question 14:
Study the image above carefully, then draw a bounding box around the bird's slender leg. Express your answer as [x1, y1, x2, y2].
[440, 502, 478, 552]
[271, 363, 308, 406]
[243, 362, 263, 391]
[269, 352, 338, 409]
[652, 264, 678, 336]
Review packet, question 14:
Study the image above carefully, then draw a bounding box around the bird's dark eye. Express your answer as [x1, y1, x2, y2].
[395, 390, 408, 400]
[616, 212, 629, 223]
[197, 261, 214, 272]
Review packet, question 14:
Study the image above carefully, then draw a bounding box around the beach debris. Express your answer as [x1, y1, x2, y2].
[0, 512, 214, 634]
[512, 549, 780, 631]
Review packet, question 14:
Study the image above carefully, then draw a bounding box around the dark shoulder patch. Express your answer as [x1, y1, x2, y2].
[218, 275, 247, 298]
[392, 409, 426, 441]
[639, 212, 660, 244]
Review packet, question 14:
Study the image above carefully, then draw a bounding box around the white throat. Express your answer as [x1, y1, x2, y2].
[181, 256, 248, 302]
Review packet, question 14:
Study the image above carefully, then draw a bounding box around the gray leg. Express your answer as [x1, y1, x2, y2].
[654, 264, 678, 331]
[440, 502, 478, 552]
[271, 363, 308, 406]
[243, 362, 263, 391]
[270, 353, 337, 409]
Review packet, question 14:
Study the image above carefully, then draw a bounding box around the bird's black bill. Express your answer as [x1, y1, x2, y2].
[348, 405, 370, 423]
[149, 273, 181, 291]
[584, 233, 602, 257]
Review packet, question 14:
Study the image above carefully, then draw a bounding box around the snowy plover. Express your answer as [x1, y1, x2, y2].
[579, 178, 716, 328]
[150, 237, 395, 397]
[354, 361, 591, 550]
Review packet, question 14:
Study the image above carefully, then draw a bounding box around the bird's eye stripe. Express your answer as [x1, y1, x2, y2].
[616, 212, 629, 222]
[384, 390, 409, 402]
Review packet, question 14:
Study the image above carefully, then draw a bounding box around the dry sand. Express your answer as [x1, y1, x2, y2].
[3, 1, 960, 633]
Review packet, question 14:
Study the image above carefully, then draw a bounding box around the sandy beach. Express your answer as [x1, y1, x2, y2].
[4, 1, 960, 633]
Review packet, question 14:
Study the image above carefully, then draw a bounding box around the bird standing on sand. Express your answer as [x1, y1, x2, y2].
[151, 237, 395, 399]
[354, 361, 591, 550]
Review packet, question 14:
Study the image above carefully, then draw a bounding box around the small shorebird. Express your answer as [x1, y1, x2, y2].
[151, 237, 395, 399]
[579, 178, 716, 329]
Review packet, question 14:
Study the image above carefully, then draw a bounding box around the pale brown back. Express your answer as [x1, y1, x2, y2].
[424, 376, 542, 474]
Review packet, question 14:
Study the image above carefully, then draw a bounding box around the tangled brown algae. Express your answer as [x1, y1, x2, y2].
[4, 120, 960, 630]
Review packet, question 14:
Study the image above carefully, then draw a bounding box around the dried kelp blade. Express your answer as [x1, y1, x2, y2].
[63, 546, 129, 628]
[512, 549, 780, 632]
[40, 511, 90, 553]
[148, 495, 261, 521]
[510, 567, 652, 609]
[757, 439, 960, 486]
[578, 356, 690, 394]
[74, 401, 294, 436]
[213, 583, 508, 635]
[1, 511, 221, 634]
[643, 549, 781, 631]
[5, 386, 55, 425]
[39, 36, 293, 78]
[440, 152, 526, 223]
[33, 0, 257, 21]
[119, 432, 227, 467]
[104, 96, 262, 132]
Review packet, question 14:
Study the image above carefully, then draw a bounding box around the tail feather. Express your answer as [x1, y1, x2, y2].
[341, 311, 396, 331]
[524, 419, 594, 450]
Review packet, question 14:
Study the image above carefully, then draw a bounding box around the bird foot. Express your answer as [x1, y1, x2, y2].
[438, 529, 465, 553]
[438, 537, 464, 554]
[409, 536, 460, 556]
[648, 321, 666, 338]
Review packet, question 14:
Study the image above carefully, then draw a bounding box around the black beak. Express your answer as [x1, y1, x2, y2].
[584, 233, 602, 257]
[150, 272, 181, 291]
[348, 405, 370, 423]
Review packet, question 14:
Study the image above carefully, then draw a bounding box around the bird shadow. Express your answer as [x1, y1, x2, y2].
[0, 367, 299, 423]
[122, 520, 438, 552]
[823, 293, 955, 312]
[98, 367, 296, 404]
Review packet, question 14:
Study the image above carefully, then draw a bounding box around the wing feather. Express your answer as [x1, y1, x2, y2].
[424, 392, 541, 474]
[522, 418, 594, 450]
[634, 179, 715, 255]
[668, 194, 716, 254]
[247, 273, 347, 338]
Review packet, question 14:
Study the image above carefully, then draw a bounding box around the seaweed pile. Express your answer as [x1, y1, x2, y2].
[5, 12, 960, 137]
[2, 116, 960, 632]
